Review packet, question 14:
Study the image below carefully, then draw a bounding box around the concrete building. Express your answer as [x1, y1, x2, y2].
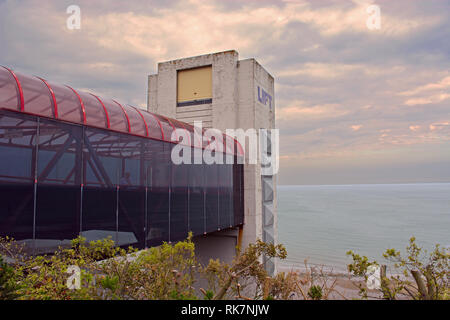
[147, 50, 278, 274]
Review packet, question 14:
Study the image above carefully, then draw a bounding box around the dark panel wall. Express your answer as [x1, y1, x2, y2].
[0, 114, 36, 240]
[0, 110, 244, 251]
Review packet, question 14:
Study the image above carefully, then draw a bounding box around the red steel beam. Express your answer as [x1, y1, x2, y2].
[1, 66, 24, 112]
[160, 115, 178, 143]
[131, 105, 149, 137]
[113, 99, 131, 133]
[36, 77, 58, 118]
[66, 85, 87, 124]
[148, 112, 165, 141]
[90, 93, 110, 129]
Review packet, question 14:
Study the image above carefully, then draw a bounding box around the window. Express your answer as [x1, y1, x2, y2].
[177, 66, 212, 107]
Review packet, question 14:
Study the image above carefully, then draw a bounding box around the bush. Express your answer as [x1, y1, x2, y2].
[347, 237, 449, 300]
[4, 234, 446, 300]
[0, 254, 20, 300]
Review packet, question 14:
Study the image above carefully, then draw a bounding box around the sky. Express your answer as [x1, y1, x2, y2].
[1, 0, 449, 185]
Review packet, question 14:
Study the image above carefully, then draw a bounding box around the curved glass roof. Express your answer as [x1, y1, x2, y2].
[0, 66, 243, 156]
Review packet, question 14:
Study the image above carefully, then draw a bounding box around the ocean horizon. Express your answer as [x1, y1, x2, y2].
[277, 182, 450, 273]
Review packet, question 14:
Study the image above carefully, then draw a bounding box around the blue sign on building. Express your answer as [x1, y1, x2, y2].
[257, 86, 272, 111]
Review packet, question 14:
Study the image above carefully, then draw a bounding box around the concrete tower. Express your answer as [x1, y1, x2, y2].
[147, 50, 277, 274]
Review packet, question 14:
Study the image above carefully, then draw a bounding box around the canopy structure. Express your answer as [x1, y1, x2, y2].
[0, 66, 245, 251]
[0, 66, 243, 156]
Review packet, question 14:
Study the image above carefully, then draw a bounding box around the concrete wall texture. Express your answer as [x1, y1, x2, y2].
[147, 50, 277, 274]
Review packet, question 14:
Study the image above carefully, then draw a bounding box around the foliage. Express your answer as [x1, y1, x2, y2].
[0, 235, 341, 300]
[347, 237, 449, 300]
[0, 236, 132, 300]
[2, 233, 446, 300]
[70, 236, 130, 261]
[0, 254, 20, 300]
[308, 285, 323, 300]
[90, 233, 198, 300]
[201, 240, 288, 300]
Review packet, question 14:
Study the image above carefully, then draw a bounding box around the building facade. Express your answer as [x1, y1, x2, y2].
[147, 51, 278, 274]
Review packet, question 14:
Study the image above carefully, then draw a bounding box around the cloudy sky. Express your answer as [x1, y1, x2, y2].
[1, 0, 449, 185]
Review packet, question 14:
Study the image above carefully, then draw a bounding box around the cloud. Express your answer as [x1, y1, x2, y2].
[404, 94, 450, 106]
[400, 75, 450, 106]
[430, 122, 450, 132]
[399, 76, 450, 96]
[1, 0, 449, 184]
[277, 101, 345, 119]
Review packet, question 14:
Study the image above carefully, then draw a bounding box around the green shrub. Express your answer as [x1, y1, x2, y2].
[307, 285, 323, 300]
[347, 237, 449, 300]
[0, 254, 20, 300]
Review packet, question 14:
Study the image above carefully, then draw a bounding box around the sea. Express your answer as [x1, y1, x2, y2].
[277, 183, 450, 273]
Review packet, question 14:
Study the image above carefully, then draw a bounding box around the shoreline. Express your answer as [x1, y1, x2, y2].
[276, 263, 407, 300]
[277, 264, 371, 300]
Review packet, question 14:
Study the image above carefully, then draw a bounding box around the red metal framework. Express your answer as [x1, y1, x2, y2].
[160, 114, 179, 143]
[112, 99, 131, 133]
[131, 105, 149, 137]
[148, 112, 165, 140]
[1, 66, 24, 112]
[36, 77, 58, 118]
[90, 93, 110, 128]
[66, 85, 86, 124]
[0, 67, 243, 156]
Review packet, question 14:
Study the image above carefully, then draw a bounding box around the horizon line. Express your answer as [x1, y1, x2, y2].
[279, 182, 450, 187]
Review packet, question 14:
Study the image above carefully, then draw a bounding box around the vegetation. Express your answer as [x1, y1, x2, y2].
[0, 234, 448, 300]
[347, 237, 449, 300]
[0, 254, 20, 300]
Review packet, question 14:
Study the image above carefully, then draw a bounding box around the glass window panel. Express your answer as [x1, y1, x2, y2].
[118, 136, 145, 248]
[0, 113, 37, 183]
[35, 120, 82, 242]
[146, 142, 170, 246]
[82, 186, 117, 243]
[35, 184, 80, 242]
[170, 148, 189, 242]
[205, 162, 218, 233]
[118, 187, 145, 249]
[218, 162, 233, 230]
[37, 120, 81, 185]
[188, 153, 205, 236]
[82, 128, 120, 244]
[84, 128, 122, 187]
[0, 183, 34, 241]
[233, 163, 244, 226]
[0, 112, 37, 241]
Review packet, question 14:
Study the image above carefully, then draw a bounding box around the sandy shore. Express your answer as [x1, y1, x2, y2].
[277, 264, 385, 300]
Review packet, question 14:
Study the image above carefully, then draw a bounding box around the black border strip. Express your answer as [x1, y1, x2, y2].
[177, 99, 212, 107]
